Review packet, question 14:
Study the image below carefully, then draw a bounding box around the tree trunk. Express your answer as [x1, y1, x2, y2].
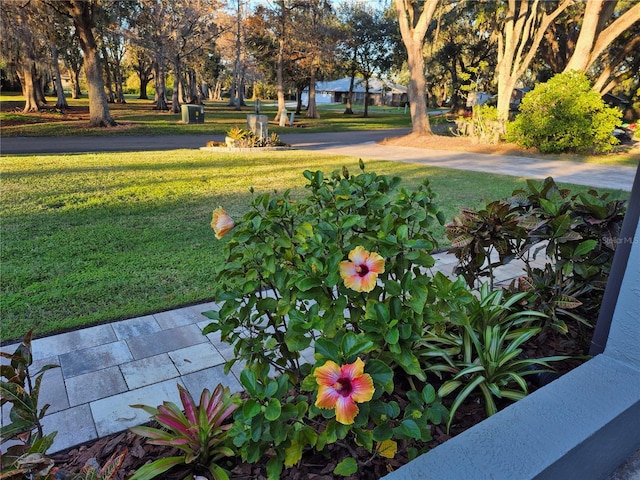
[295, 85, 304, 115]
[35, 74, 47, 106]
[101, 45, 115, 103]
[172, 55, 182, 113]
[275, 0, 286, 123]
[20, 63, 42, 113]
[305, 67, 320, 119]
[113, 57, 126, 103]
[344, 69, 355, 115]
[564, 1, 640, 72]
[494, 0, 572, 124]
[65, 1, 115, 127]
[363, 77, 370, 118]
[139, 74, 150, 100]
[50, 44, 69, 109]
[406, 39, 430, 135]
[395, 0, 439, 136]
[154, 54, 169, 111]
[71, 68, 81, 98]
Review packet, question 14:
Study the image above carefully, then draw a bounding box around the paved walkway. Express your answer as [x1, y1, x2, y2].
[2, 131, 638, 477]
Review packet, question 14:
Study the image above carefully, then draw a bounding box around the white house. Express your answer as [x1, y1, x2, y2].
[300, 77, 408, 107]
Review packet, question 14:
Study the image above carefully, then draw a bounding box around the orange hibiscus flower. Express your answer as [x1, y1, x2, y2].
[211, 207, 235, 239]
[339, 246, 385, 292]
[314, 358, 375, 425]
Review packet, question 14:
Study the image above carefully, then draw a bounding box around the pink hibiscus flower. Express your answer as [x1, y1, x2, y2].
[314, 358, 375, 425]
[339, 246, 385, 292]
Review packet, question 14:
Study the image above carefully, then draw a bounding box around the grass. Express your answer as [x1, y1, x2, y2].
[0, 94, 413, 137]
[0, 149, 630, 343]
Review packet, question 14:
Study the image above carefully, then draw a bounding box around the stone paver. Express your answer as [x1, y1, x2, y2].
[125, 323, 206, 360]
[168, 343, 226, 375]
[42, 404, 98, 453]
[59, 340, 133, 378]
[90, 379, 182, 438]
[65, 366, 128, 406]
[120, 353, 180, 389]
[30, 324, 117, 361]
[112, 315, 162, 340]
[180, 365, 243, 396]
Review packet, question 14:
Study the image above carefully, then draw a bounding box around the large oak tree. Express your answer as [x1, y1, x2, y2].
[55, 0, 116, 126]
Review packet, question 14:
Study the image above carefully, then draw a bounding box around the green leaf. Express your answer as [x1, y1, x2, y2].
[240, 369, 259, 397]
[396, 224, 409, 242]
[372, 423, 393, 441]
[266, 456, 284, 479]
[334, 457, 358, 476]
[341, 332, 375, 361]
[242, 399, 261, 419]
[127, 456, 186, 480]
[284, 441, 303, 467]
[314, 338, 340, 363]
[573, 239, 597, 257]
[264, 398, 282, 421]
[295, 277, 322, 292]
[366, 359, 394, 394]
[422, 384, 437, 404]
[354, 428, 373, 451]
[384, 327, 399, 345]
[397, 419, 421, 439]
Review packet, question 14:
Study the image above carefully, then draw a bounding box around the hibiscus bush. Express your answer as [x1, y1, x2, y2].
[203, 163, 567, 478]
[204, 162, 452, 477]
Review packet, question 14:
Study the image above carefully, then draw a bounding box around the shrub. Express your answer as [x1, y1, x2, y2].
[506, 71, 622, 153]
[446, 177, 626, 335]
[455, 105, 502, 144]
[204, 163, 451, 477]
[203, 163, 563, 477]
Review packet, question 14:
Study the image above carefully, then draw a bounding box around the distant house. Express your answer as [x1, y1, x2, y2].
[300, 77, 408, 107]
[466, 91, 493, 107]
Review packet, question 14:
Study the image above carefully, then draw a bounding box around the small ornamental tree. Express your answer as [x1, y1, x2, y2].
[506, 71, 621, 154]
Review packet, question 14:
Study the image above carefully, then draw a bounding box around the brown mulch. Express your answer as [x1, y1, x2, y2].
[47, 327, 588, 480]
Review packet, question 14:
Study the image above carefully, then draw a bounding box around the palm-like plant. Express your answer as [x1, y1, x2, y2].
[420, 284, 567, 433]
[129, 383, 239, 480]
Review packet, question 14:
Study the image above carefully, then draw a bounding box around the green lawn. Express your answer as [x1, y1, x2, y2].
[0, 149, 630, 343]
[0, 94, 413, 137]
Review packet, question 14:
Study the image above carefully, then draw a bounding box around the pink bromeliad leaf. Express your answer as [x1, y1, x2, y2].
[178, 384, 198, 425]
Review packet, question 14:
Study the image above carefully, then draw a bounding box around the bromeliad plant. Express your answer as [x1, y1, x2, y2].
[129, 383, 239, 480]
[204, 162, 450, 477]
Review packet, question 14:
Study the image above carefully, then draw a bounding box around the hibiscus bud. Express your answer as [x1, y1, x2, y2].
[211, 207, 235, 239]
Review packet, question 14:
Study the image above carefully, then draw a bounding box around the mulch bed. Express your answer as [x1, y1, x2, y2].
[48, 327, 589, 480]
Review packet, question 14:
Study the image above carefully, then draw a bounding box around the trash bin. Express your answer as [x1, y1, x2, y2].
[181, 104, 205, 124]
